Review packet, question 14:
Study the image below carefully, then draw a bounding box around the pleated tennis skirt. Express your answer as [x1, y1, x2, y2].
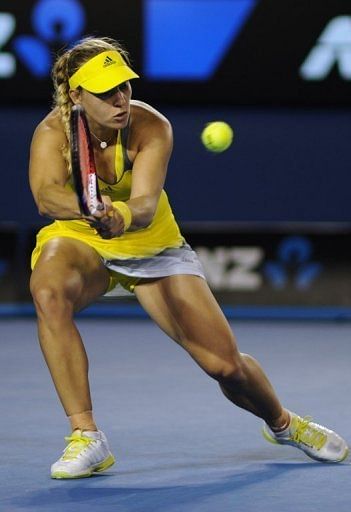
[103, 243, 206, 296]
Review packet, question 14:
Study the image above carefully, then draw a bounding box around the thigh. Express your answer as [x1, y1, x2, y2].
[135, 275, 240, 365]
[30, 237, 110, 311]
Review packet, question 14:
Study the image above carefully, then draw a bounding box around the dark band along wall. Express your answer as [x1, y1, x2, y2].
[1, 223, 351, 315]
[1, 106, 351, 225]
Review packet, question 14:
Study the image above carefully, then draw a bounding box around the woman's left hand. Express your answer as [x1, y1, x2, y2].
[89, 196, 126, 238]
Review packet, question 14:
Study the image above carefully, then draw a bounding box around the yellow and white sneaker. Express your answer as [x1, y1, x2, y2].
[51, 429, 115, 479]
[263, 411, 349, 463]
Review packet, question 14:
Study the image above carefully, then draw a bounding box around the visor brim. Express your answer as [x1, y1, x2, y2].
[80, 66, 139, 93]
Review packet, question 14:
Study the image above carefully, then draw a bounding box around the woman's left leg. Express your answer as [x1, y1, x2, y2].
[135, 274, 349, 462]
[135, 275, 288, 429]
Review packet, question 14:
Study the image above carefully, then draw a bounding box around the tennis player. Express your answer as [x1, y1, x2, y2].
[29, 37, 348, 479]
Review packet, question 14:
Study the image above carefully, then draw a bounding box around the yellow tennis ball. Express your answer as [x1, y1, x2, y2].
[201, 121, 233, 153]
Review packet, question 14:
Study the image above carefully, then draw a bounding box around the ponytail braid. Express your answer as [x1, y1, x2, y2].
[52, 50, 73, 173]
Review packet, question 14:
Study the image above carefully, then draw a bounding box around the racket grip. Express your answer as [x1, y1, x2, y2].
[90, 202, 105, 215]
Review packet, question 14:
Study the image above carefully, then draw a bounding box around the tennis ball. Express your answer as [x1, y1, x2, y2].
[201, 121, 233, 153]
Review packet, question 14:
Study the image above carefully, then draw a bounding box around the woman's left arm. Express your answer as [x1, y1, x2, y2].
[96, 112, 173, 238]
[126, 113, 173, 228]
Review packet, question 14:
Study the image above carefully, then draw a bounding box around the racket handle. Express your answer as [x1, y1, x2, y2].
[90, 203, 105, 216]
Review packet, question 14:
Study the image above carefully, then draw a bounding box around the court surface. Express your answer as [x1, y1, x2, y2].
[1, 318, 351, 512]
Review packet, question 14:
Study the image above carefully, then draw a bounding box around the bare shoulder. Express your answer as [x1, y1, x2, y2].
[31, 107, 67, 148]
[130, 100, 170, 125]
[131, 100, 171, 130]
[29, 107, 69, 183]
[129, 100, 172, 149]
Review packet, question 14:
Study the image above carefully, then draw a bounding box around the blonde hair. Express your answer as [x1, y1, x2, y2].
[52, 36, 131, 170]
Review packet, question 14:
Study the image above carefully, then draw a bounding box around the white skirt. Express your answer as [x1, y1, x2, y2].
[103, 243, 205, 297]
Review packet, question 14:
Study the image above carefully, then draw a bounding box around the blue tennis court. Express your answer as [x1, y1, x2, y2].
[1, 318, 350, 512]
[2, 1, 351, 511]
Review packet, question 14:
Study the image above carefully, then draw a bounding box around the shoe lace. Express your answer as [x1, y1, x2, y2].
[62, 434, 94, 461]
[291, 416, 327, 450]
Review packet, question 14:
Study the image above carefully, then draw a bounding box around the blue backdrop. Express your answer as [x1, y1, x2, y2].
[1, 105, 350, 225]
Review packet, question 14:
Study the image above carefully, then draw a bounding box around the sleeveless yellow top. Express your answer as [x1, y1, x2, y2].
[31, 128, 184, 269]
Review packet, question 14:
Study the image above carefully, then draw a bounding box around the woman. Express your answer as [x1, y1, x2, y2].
[29, 37, 348, 479]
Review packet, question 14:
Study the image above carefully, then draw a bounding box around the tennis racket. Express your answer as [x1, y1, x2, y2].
[70, 104, 104, 216]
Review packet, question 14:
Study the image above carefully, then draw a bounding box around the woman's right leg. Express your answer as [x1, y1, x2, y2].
[30, 237, 110, 431]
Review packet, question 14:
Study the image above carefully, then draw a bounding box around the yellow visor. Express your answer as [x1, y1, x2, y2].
[69, 50, 139, 93]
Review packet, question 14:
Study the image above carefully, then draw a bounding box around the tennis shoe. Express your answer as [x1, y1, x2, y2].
[51, 429, 115, 479]
[262, 411, 349, 463]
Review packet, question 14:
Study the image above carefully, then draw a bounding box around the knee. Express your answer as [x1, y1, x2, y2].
[30, 281, 74, 320]
[205, 355, 246, 384]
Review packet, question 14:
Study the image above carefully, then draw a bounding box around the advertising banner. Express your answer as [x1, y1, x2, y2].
[1, 224, 350, 310]
[1, 0, 350, 105]
[183, 225, 351, 307]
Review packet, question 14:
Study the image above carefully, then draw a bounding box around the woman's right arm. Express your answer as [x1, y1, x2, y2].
[29, 118, 83, 220]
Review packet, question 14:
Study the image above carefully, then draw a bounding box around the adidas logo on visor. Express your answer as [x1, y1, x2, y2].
[103, 56, 116, 67]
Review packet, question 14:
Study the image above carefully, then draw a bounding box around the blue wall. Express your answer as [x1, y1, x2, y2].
[1, 105, 350, 225]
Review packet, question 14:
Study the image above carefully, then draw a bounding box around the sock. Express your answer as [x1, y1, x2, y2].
[270, 411, 291, 434]
[68, 410, 98, 432]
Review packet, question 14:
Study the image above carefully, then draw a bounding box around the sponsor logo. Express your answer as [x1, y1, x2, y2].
[144, 0, 257, 80]
[195, 236, 322, 292]
[0, 13, 16, 77]
[264, 236, 323, 290]
[103, 55, 115, 67]
[196, 246, 263, 290]
[0, 0, 86, 79]
[300, 16, 351, 80]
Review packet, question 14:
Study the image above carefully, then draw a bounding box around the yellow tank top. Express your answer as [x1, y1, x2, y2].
[31, 127, 184, 268]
